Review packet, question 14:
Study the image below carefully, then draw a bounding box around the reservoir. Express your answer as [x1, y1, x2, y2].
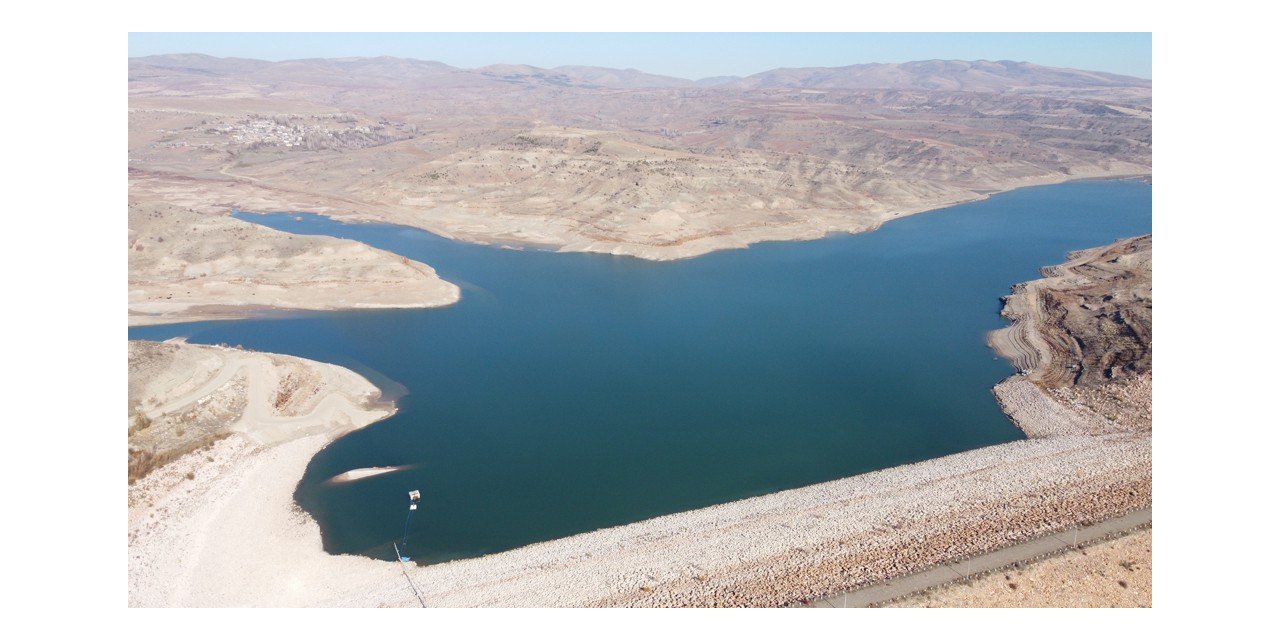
[128, 179, 1152, 563]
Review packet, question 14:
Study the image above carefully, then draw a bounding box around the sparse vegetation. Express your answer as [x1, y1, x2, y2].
[129, 410, 152, 436]
[128, 432, 232, 483]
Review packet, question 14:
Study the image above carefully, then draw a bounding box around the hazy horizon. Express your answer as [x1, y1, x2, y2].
[128, 33, 1153, 81]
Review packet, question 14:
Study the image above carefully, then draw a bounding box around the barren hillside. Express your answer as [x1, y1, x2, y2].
[129, 56, 1151, 260]
[127, 340, 393, 483]
[991, 235, 1153, 436]
[128, 201, 459, 325]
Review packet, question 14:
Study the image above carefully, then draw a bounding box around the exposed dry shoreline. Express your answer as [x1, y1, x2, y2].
[127, 235, 1152, 609]
[127, 339, 396, 482]
[133, 165, 1150, 266]
[988, 235, 1152, 386]
[128, 200, 460, 327]
[126, 167, 1148, 329]
[511, 170, 1153, 261]
[127, 392, 1149, 607]
[128, 238, 1152, 607]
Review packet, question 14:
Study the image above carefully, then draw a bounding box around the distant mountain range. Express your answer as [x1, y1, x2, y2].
[129, 54, 1150, 92]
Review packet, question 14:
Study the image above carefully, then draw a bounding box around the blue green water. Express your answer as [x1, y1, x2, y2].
[128, 180, 1151, 563]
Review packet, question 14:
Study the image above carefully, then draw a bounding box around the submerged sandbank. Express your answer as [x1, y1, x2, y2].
[326, 465, 415, 484]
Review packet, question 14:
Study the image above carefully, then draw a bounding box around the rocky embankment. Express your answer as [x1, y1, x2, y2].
[990, 235, 1152, 436]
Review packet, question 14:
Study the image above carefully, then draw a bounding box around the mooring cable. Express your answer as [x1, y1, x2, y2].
[393, 541, 428, 608]
[402, 510, 414, 549]
[396, 489, 426, 607]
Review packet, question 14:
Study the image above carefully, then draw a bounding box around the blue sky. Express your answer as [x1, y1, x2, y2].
[129, 33, 1152, 80]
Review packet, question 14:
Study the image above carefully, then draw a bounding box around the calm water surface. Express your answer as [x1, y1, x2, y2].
[129, 180, 1152, 563]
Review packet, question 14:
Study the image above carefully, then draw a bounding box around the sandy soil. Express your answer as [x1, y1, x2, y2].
[325, 466, 409, 484]
[127, 340, 397, 482]
[128, 201, 459, 326]
[889, 529, 1152, 608]
[127, 340, 405, 603]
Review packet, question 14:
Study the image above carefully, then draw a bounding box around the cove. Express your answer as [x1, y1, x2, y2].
[128, 179, 1152, 564]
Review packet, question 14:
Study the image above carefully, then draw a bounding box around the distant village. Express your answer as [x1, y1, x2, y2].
[149, 113, 415, 153]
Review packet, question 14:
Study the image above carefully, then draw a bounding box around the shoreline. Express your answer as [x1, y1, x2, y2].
[127, 197, 1152, 608]
[127, 287, 464, 328]
[127, 200, 462, 328]
[322, 168, 1152, 263]
[128, 340, 402, 604]
[128, 403, 1149, 606]
[128, 373, 1149, 607]
[127, 297, 464, 328]
[147, 165, 1152, 263]
[563, 170, 1153, 262]
[129, 171, 1148, 330]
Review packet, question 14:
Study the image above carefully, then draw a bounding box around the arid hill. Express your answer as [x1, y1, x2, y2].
[128, 201, 459, 325]
[127, 340, 392, 482]
[990, 235, 1153, 434]
[129, 55, 1151, 262]
[721, 59, 1150, 93]
[130, 55, 1151, 93]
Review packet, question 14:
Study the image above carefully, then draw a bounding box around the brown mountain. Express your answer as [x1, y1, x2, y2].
[129, 54, 1151, 263]
[724, 60, 1150, 92]
[129, 55, 1148, 92]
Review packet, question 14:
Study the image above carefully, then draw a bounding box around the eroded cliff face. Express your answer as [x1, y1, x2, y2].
[991, 235, 1152, 434]
[1033, 235, 1152, 387]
